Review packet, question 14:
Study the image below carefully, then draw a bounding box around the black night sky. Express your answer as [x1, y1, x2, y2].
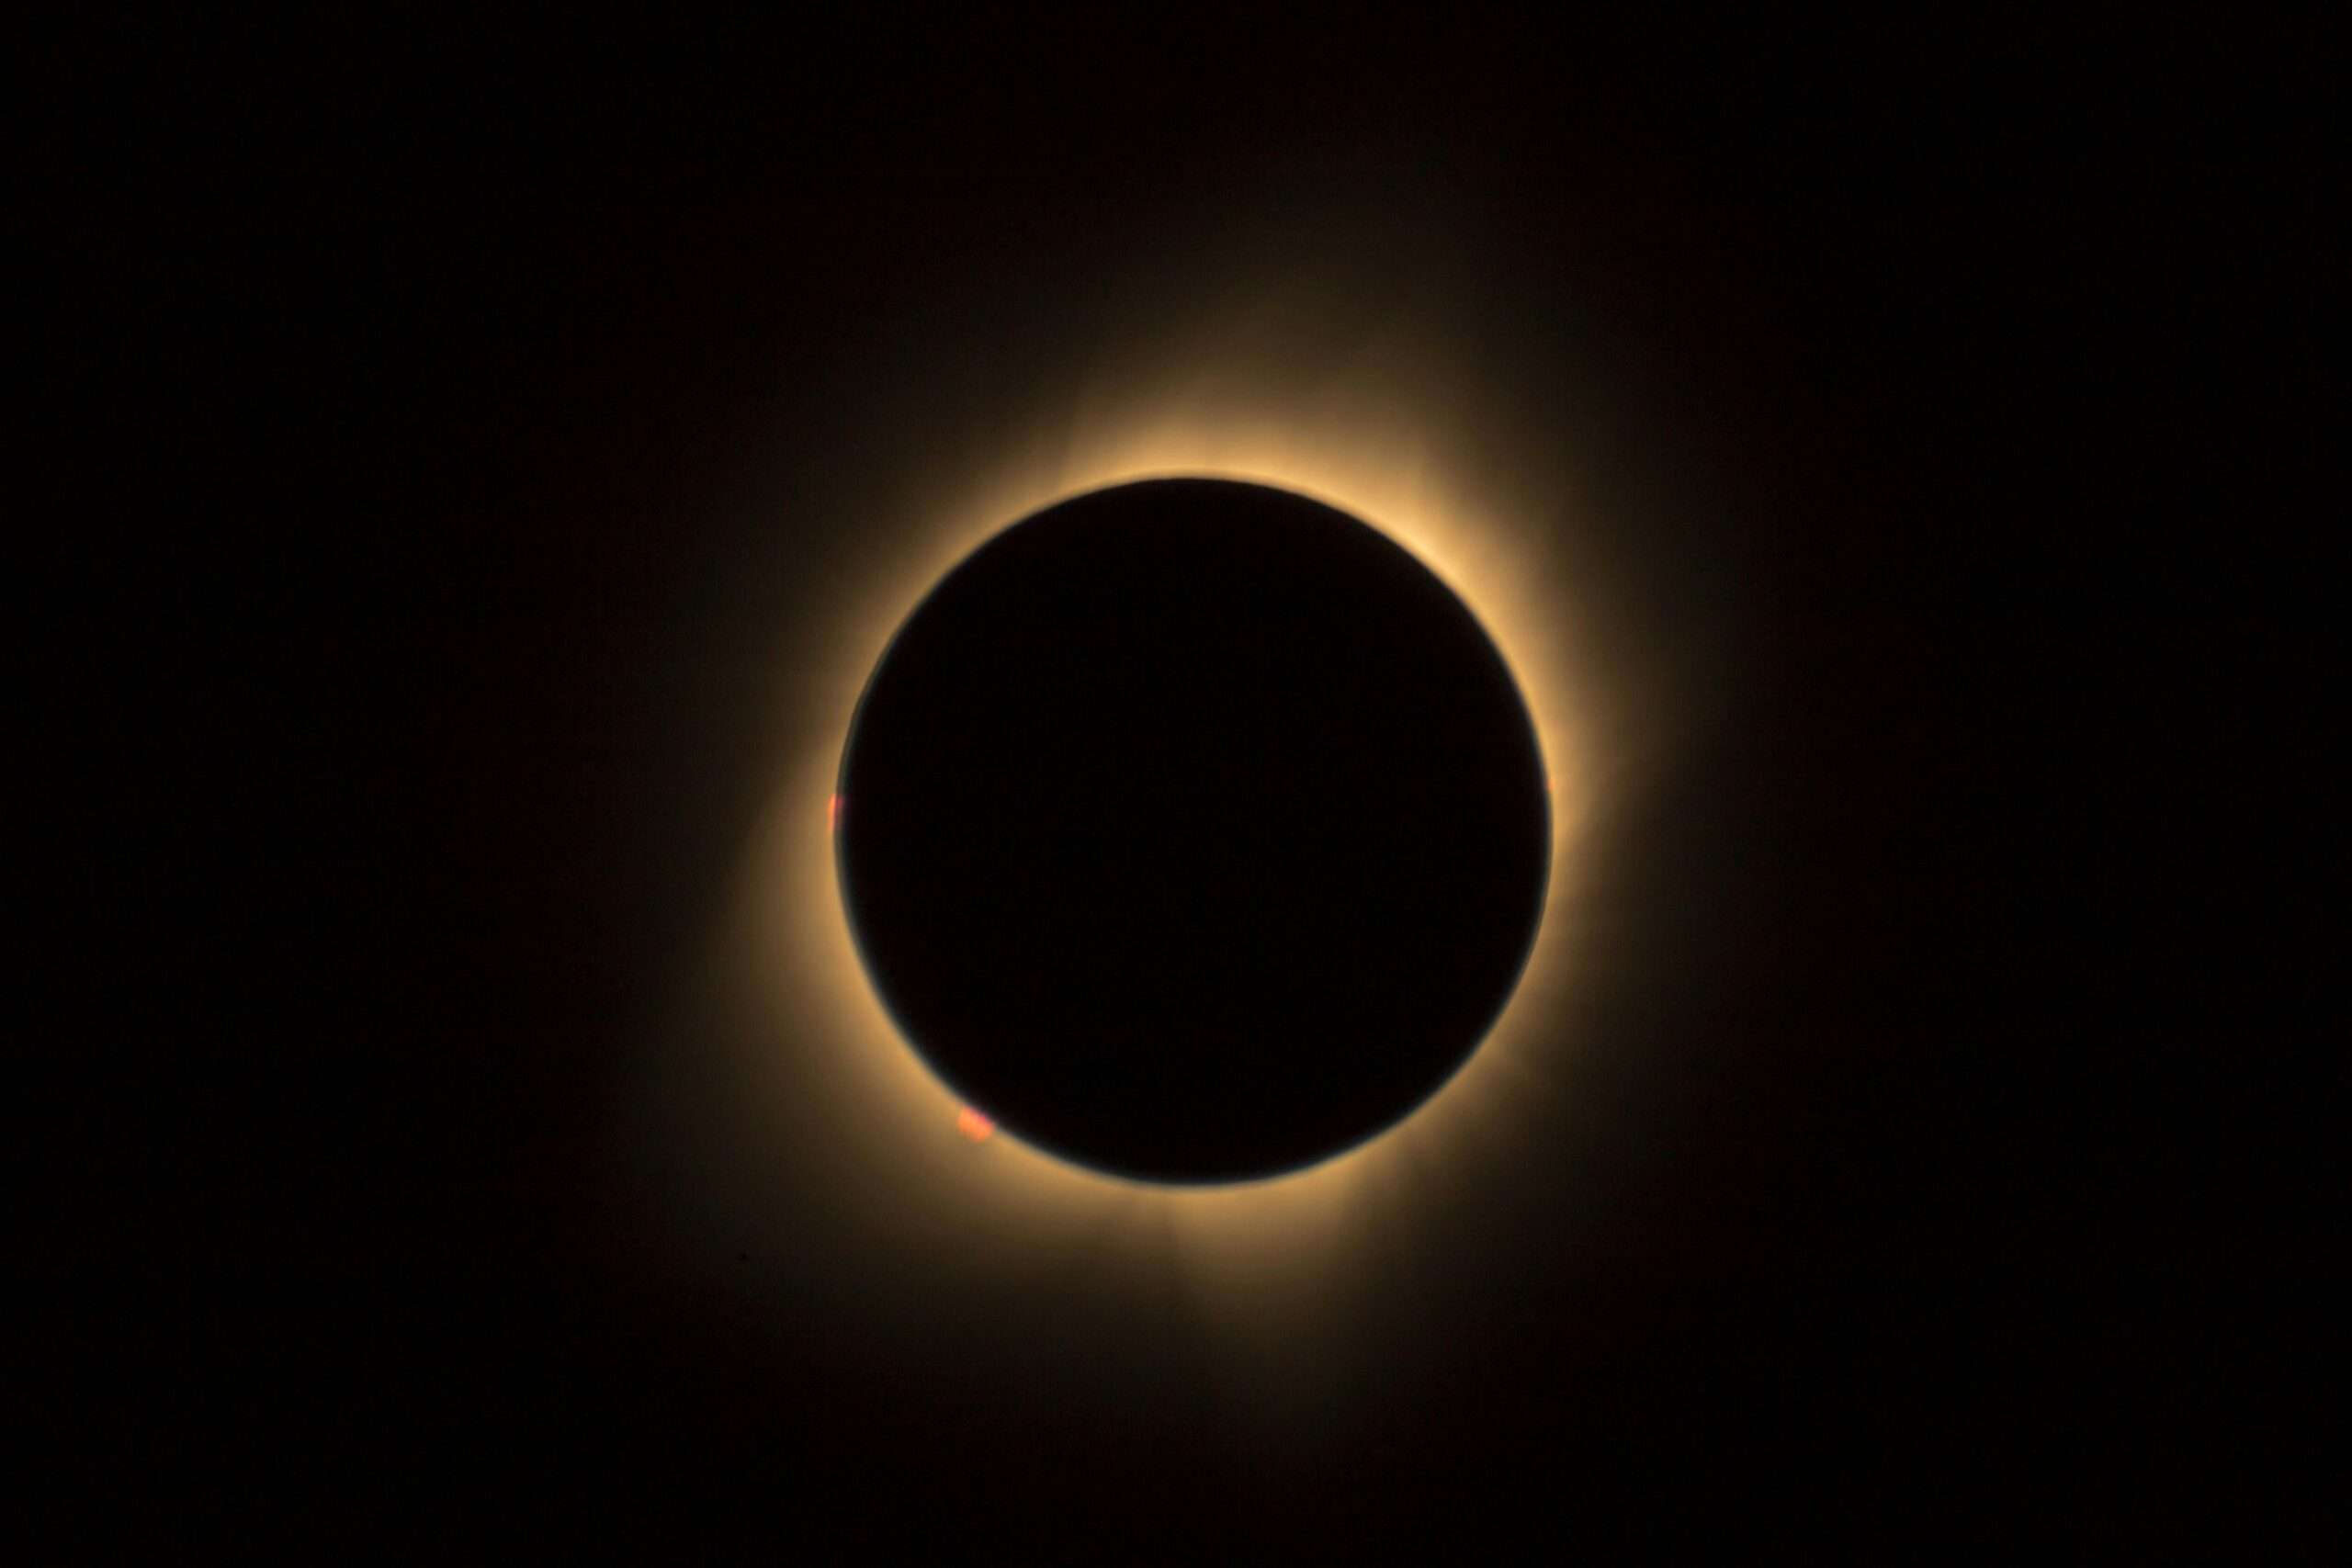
[45, 14, 2327, 1558]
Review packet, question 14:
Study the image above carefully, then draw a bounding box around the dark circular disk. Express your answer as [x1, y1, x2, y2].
[834, 479, 1549, 1183]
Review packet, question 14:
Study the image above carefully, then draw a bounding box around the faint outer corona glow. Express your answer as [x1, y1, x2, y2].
[707, 297, 1631, 1328]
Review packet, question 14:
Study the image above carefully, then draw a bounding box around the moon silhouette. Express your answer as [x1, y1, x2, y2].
[833, 479, 1550, 1183]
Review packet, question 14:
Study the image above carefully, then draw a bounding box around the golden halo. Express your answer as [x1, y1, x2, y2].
[688, 297, 1628, 1341]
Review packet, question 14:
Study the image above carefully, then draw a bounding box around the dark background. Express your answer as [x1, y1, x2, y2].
[44, 12, 2328, 1557]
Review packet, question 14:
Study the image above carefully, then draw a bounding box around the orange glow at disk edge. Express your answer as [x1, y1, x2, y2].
[957, 1106, 996, 1142]
[712, 305, 1621, 1322]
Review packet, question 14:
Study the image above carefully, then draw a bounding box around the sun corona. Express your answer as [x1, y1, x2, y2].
[709, 302, 1611, 1321]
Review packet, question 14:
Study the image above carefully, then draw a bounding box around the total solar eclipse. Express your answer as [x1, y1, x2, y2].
[833, 479, 1550, 1183]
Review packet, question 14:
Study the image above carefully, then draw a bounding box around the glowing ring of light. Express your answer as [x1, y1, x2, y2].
[709, 310, 1611, 1317]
